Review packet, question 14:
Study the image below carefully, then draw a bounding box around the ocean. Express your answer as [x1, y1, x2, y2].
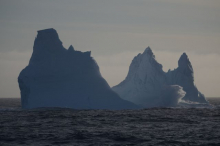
[0, 97, 220, 146]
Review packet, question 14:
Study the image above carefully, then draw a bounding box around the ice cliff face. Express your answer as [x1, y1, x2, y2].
[166, 53, 207, 103]
[112, 47, 208, 107]
[18, 28, 138, 109]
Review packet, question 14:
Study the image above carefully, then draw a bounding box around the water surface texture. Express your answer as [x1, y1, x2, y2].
[0, 98, 220, 146]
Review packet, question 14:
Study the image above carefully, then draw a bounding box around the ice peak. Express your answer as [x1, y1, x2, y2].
[143, 46, 154, 58]
[178, 52, 190, 67]
[37, 28, 56, 33]
[178, 52, 194, 79]
[68, 45, 75, 51]
[34, 28, 63, 51]
[37, 28, 58, 39]
[144, 46, 152, 53]
[180, 52, 188, 59]
[30, 28, 66, 65]
[36, 28, 62, 44]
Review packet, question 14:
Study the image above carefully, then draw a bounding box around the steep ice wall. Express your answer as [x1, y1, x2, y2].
[166, 53, 207, 103]
[18, 28, 138, 109]
[112, 47, 208, 107]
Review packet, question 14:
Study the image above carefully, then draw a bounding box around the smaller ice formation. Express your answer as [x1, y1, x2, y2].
[18, 28, 139, 110]
[166, 53, 207, 103]
[112, 47, 209, 107]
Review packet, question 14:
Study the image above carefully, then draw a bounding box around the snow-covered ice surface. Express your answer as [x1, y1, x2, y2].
[0, 98, 219, 146]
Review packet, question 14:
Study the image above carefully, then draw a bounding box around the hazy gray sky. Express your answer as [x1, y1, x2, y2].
[0, 0, 220, 97]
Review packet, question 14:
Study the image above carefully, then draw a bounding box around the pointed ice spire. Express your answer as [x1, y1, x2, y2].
[143, 46, 154, 58]
[178, 53, 192, 68]
[144, 46, 152, 53]
[69, 45, 74, 50]
[68, 45, 75, 52]
[178, 52, 194, 80]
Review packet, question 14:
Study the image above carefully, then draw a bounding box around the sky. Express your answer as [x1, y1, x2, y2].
[0, 0, 220, 97]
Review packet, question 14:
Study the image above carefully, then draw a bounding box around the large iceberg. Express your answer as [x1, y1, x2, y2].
[112, 47, 208, 107]
[18, 28, 138, 110]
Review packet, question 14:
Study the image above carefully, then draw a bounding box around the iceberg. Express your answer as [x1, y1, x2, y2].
[18, 28, 138, 110]
[112, 47, 208, 107]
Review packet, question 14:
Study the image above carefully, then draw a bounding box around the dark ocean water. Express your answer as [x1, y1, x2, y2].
[0, 98, 220, 146]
